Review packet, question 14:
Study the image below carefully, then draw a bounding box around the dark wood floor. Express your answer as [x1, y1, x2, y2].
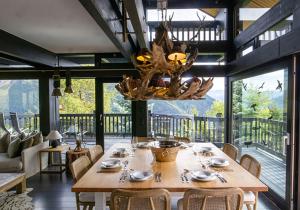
[26, 172, 282, 210]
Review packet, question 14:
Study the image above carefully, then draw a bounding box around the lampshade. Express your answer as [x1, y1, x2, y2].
[46, 130, 62, 140]
[64, 70, 74, 94]
[168, 44, 186, 61]
[64, 86, 73, 93]
[52, 88, 62, 96]
[52, 74, 62, 96]
[136, 48, 152, 62]
[168, 51, 186, 61]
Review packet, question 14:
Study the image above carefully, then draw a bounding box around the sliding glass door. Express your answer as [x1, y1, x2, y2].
[101, 82, 132, 150]
[230, 67, 292, 208]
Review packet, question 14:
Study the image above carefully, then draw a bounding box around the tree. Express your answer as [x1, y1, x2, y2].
[59, 79, 95, 114]
[206, 100, 224, 117]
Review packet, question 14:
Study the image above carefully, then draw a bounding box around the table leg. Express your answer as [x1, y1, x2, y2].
[16, 178, 26, 194]
[95, 192, 106, 210]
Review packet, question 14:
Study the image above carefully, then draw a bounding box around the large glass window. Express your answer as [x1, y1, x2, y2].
[148, 77, 225, 143]
[103, 83, 132, 150]
[231, 69, 288, 199]
[0, 80, 39, 134]
[59, 79, 96, 146]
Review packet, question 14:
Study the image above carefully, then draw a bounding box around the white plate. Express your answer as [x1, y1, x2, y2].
[129, 171, 153, 181]
[199, 147, 212, 153]
[100, 159, 121, 169]
[210, 158, 229, 167]
[136, 142, 149, 148]
[114, 148, 126, 153]
[191, 170, 216, 182]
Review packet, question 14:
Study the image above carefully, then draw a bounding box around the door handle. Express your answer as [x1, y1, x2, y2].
[99, 114, 103, 126]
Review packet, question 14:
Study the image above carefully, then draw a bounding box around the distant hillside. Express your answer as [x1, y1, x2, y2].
[148, 95, 215, 116]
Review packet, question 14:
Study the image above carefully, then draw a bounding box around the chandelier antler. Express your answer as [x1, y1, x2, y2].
[115, 11, 214, 100]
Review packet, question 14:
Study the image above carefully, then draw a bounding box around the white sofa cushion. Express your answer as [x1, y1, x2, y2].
[0, 153, 22, 172]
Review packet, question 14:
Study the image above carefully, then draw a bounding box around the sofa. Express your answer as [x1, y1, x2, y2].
[0, 140, 49, 178]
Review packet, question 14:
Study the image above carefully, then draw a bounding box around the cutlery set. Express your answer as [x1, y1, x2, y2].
[180, 172, 189, 183]
[155, 172, 162, 182]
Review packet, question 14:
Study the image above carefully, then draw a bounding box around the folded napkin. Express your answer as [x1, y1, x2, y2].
[111, 152, 129, 158]
[97, 165, 122, 173]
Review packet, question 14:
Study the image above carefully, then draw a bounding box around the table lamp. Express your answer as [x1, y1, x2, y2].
[46, 130, 62, 148]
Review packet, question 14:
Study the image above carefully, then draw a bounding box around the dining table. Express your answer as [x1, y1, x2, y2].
[72, 142, 268, 210]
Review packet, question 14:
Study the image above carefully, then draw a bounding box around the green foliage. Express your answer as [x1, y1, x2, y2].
[59, 79, 95, 114]
[232, 80, 243, 115]
[59, 81, 131, 114]
[232, 82, 283, 120]
[206, 100, 224, 117]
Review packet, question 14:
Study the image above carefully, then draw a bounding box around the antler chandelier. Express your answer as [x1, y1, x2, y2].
[116, 11, 214, 100]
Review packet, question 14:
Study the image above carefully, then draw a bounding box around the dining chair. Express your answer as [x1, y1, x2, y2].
[134, 136, 155, 142]
[70, 156, 95, 210]
[88, 145, 103, 164]
[240, 154, 262, 210]
[223, 143, 238, 161]
[110, 189, 171, 210]
[174, 136, 191, 143]
[177, 188, 243, 210]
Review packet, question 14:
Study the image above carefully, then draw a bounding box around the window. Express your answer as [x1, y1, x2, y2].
[0, 80, 39, 133]
[148, 77, 225, 143]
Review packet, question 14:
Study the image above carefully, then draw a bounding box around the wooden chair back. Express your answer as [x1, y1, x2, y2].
[110, 189, 171, 210]
[240, 154, 261, 178]
[88, 145, 103, 164]
[70, 156, 91, 182]
[181, 188, 243, 210]
[134, 136, 155, 142]
[223, 143, 238, 160]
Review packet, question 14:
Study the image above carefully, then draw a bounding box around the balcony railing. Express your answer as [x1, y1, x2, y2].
[2, 113, 286, 159]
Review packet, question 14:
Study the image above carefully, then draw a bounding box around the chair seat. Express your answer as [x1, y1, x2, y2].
[79, 192, 95, 202]
[243, 191, 255, 203]
[79, 192, 110, 205]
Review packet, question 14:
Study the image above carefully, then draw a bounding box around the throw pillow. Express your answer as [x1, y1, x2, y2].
[7, 137, 21, 158]
[19, 136, 34, 153]
[0, 132, 11, 153]
[32, 132, 43, 146]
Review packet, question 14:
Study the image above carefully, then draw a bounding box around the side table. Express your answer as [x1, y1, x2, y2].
[66, 148, 89, 173]
[39, 144, 70, 174]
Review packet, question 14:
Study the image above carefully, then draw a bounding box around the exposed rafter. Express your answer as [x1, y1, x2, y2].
[124, 0, 149, 49]
[143, 0, 229, 9]
[0, 29, 57, 67]
[78, 0, 135, 58]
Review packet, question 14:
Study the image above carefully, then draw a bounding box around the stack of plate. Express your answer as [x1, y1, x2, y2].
[210, 158, 229, 167]
[112, 148, 128, 157]
[100, 159, 121, 169]
[136, 142, 149, 149]
[191, 170, 216, 182]
[129, 171, 153, 182]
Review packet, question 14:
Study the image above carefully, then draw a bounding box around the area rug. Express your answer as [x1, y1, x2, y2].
[0, 188, 34, 210]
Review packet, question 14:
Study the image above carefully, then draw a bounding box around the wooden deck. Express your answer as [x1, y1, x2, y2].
[241, 147, 286, 199]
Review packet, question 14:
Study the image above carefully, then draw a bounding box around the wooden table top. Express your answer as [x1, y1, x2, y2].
[40, 144, 70, 152]
[72, 143, 268, 193]
[0, 173, 25, 191]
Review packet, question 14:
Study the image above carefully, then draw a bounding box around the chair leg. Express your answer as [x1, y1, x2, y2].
[253, 192, 258, 210]
[246, 204, 252, 210]
[88, 205, 93, 210]
[83, 205, 88, 210]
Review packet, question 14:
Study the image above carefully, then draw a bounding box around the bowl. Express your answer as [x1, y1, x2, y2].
[150, 141, 181, 162]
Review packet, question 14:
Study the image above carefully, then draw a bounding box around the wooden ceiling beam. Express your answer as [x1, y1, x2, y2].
[78, 0, 135, 58]
[0, 30, 58, 67]
[143, 0, 229, 9]
[124, 0, 149, 49]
